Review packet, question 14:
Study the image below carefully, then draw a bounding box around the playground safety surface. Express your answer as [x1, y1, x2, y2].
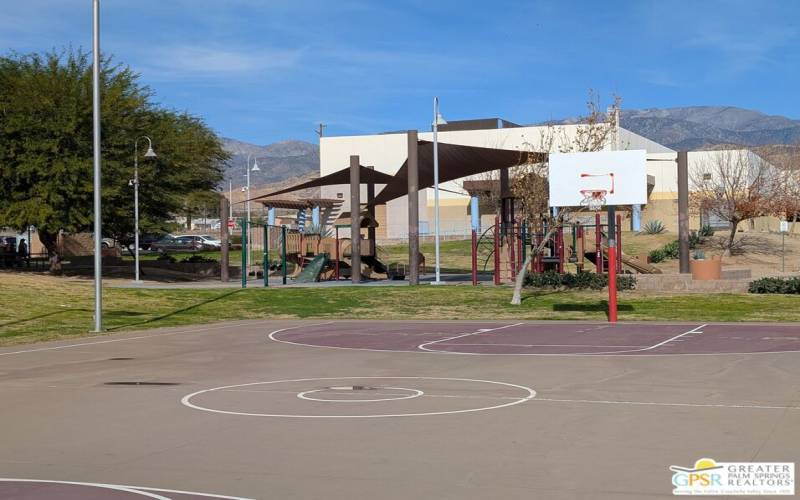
[1, 319, 798, 499]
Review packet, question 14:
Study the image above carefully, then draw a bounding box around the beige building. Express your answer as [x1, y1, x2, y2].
[319, 119, 775, 239]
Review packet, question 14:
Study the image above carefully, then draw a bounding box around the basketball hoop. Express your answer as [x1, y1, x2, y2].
[579, 189, 607, 211]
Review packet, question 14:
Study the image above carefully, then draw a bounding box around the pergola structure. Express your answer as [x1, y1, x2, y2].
[250, 134, 533, 284]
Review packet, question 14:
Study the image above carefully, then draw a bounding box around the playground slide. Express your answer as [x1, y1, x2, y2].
[616, 251, 662, 274]
[584, 248, 662, 274]
[295, 254, 329, 283]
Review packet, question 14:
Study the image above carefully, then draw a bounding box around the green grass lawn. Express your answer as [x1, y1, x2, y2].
[1, 272, 799, 347]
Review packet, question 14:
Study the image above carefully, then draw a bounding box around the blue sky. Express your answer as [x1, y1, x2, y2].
[4, 0, 799, 144]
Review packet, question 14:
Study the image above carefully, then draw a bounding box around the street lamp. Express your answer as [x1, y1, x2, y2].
[131, 136, 156, 283]
[92, 0, 103, 331]
[243, 154, 260, 280]
[432, 96, 447, 284]
[244, 153, 260, 225]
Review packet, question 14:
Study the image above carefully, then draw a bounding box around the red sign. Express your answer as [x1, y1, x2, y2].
[227, 219, 236, 229]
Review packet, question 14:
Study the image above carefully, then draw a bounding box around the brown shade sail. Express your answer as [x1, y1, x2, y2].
[250, 165, 395, 201]
[254, 198, 342, 209]
[370, 141, 544, 206]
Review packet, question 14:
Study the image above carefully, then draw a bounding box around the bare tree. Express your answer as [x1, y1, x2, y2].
[510, 93, 620, 305]
[690, 149, 778, 256]
[758, 144, 800, 232]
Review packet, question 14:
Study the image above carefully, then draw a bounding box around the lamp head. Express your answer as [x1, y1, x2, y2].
[251, 158, 260, 172]
[144, 146, 157, 158]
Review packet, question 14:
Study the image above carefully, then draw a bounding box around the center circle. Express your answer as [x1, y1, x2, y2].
[297, 386, 424, 403]
[181, 376, 537, 418]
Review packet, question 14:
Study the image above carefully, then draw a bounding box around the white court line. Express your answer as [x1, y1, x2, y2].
[584, 324, 707, 355]
[435, 343, 650, 348]
[181, 376, 536, 418]
[417, 323, 524, 352]
[0, 319, 278, 357]
[267, 323, 800, 357]
[0, 478, 254, 499]
[534, 397, 800, 411]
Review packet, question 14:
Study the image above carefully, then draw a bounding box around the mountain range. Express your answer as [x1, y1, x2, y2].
[221, 138, 319, 189]
[222, 106, 799, 188]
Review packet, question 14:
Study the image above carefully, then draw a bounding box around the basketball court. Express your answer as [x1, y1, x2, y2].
[1, 318, 798, 498]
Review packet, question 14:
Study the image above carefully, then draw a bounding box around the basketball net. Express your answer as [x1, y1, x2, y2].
[579, 189, 607, 211]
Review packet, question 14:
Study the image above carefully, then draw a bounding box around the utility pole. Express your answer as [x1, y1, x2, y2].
[315, 123, 326, 139]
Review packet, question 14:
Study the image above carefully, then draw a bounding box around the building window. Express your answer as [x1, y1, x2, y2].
[702, 173, 712, 181]
[336, 192, 343, 199]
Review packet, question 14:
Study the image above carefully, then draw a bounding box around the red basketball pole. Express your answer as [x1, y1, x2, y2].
[471, 229, 478, 286]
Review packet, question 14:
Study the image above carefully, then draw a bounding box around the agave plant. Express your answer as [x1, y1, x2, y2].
[641, 219, 666, 235]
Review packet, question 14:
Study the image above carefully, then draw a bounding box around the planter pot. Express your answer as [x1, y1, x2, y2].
[690, 255, 722, 280]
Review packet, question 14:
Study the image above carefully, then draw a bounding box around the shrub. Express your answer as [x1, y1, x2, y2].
[641, 220, 666, 234]
[181, 255, 217, 263]
[699, 224, 715, 237]
[662, 240, 680, 259]
[692, 250, 705, 260]
[524, 271, 636, 291]
[688, 231, 702, 249]
[748, 277, 800, 294]
[156, 253, 176, 263]
[648, 248, 666, 263]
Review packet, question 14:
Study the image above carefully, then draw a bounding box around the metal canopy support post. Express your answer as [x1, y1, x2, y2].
[220, 197, 230, 282]
[268, 224, 269, 286]
[350, 155, 361, 284]
[407, 131, 420, 285]
[367, 167, 376, 243]
[499, 168, 511, 231]
[91, 0, 103, 332]
[240, 219, 248, 288]
[677, 151, 690, 273]
[606, 205, 618, 323]
[281, 225, 287, 285]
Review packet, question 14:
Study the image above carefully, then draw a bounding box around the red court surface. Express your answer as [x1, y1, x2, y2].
[269, 321, 800, 355]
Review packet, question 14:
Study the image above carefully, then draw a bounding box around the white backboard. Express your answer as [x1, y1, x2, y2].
[548, 149, 648, 207]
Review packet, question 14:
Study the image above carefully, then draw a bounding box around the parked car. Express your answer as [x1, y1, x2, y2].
[151, 235, 214, 252]
[177, 234, 222, 250]
[138, 233, 169, 251]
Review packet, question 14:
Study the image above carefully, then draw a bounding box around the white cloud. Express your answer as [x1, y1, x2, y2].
[135, 45, 303, 80]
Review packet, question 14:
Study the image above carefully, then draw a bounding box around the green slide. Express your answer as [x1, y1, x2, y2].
[295, 253, 329, 283]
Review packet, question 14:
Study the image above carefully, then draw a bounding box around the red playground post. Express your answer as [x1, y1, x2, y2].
[471, 229, 478, 286]
[493, 216, 500, 285]
[607, 206, 618, 323]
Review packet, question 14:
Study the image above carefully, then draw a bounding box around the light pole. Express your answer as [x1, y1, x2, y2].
[244, 153, 261, 225]
[131, 136, 156, 283]
[91, 0, 103, 332]
[243, 154, 260, 279]
[432, 96, 447, 284]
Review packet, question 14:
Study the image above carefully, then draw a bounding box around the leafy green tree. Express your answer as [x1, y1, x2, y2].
[0, 49, 229, 259]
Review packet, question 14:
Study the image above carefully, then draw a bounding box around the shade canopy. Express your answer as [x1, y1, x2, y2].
[251, 165, 395, 201]
[255, 198, 342, 210]
[370, 141, 543, 206]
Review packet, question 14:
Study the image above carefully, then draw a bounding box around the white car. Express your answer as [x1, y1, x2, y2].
[176, 234, 222, 249]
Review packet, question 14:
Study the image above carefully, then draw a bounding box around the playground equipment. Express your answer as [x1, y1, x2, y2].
[471, 213, 660, 287]
[239, 213, 392, 287]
